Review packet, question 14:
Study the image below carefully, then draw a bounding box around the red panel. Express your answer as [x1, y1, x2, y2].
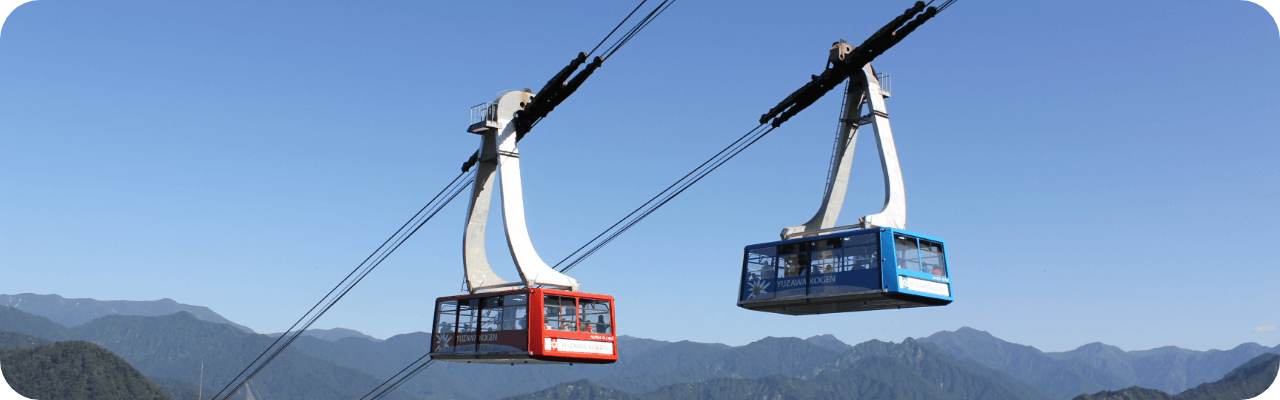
[529, 288, 618, 363]
[433, 288, 617, 364]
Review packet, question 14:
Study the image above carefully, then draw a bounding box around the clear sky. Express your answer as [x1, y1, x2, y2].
[1, 0, 1278, 354]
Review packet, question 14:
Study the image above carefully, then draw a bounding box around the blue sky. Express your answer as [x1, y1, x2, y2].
[1, 0, 1278, 353]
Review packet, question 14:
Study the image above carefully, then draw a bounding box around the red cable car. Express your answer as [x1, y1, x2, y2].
[430, 288, 617, 364]
[435, 90, 620, 365]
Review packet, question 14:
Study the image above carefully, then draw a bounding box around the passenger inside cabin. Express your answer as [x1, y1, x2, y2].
[545, 308, 559, 330]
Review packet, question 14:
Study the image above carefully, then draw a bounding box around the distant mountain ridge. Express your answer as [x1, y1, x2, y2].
[270, 327, 381, 342]
[0, 293, 253, 333]
[921, 327, 1280, 399]
[4, 294, 1278, 400]
[1073, 353, 1280, 400]
[503, 338, 1051, 400]
[0, 307, 411, 400]
[0, 330, 51, 350]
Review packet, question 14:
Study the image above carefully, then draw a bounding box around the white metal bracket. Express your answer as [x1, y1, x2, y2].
[780, 63, 907, 240]
[462, 90, 580, 293]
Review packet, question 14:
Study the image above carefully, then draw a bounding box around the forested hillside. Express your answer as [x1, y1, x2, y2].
[0, 340, 171, 400]
[0, 307, 410, 400]
[1073, 353, 1279, 400]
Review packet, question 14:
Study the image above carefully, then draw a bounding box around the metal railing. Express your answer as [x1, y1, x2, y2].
[876, 73, 892, 97]
[469, 102, 497, 126]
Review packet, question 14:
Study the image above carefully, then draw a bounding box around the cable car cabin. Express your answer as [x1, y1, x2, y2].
[430, 288, 617, 364]
[738, 228, 952, 315]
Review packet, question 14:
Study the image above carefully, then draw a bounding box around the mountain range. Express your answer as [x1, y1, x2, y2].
[1073, 353, 1280, 400]
[0, 306, 410, 400]
[0, 295, 1277, 400]
[920, 327, 1280, 399]
[0, 294, 253, 333]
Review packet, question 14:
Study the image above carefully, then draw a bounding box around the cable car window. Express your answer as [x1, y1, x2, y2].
[544, 295, 577, 332]
[895, 235, 921, 272]
[578, 299, 612, 334]
[776, 252, 809, 298]
[504, 293, 528, 305]
[503, 305, 528, 331]
[779, 253, 809, 278]
[778, 242, 806, 255]
[458, 298, 479, 333]
[843, 234, 876, 247]
[742, 247, 776, 301]
[810, 248, 841, 274]
[502, 294, 528, 331]
[434, 300, 459, 352]
[920, 240, 947, 277]
[480, 296, 503, 332]
[842, 237, 879, 270]
[815, 238, 841, 251]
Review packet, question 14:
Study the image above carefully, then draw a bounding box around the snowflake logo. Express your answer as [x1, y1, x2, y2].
[745, 278, 771, 299]
[435, 333, 453, 352]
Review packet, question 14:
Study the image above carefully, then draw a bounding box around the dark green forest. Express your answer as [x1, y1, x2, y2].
[0, 340, 170, 400]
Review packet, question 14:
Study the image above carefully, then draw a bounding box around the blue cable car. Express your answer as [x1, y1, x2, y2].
[738, 227, 951, 315]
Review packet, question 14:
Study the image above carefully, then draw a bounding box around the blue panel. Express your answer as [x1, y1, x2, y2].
[774, 275, 808, 299]
[880, 230, 900, 292]
[808, 267, 880, 296]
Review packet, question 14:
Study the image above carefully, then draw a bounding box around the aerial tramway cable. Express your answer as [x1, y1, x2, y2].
[210, 171, 474, 400]
[554, 123, 774, 273]
[601, 0, 676, 60]
[588, 0, 647, 57]
[359, 357, 435, 400]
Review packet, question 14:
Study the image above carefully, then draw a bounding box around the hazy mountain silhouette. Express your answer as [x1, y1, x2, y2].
[0, 307, 410, 400]
[0, 330, 50, 350]
[1048, 340, 1278, 394]
[921, 327, 1132, 399]
[923, 327, 1280, 398]
[0, 294, 253, 333]
[1073, 353, 1280, 400]
[0, 340, 171, 400]
[503, 339, 1051, 400]
[270, 327, 381, 342]
[5, 295, 1277, 400]
[284, 330, 1046, 400]
[0, 306, 72, 341]
[805, 333, 852, 352]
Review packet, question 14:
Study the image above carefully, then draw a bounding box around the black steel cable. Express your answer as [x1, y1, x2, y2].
[601, 0, 676, 60]
[604, 0, 676, 60]
[551, 123, 768, 271]
[211, 171, 474, 400]
[589, 0, 649, 57]
[367, 360, 436, 400]
[359, 356, 434, 400]
[558, 124, 777, 274]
